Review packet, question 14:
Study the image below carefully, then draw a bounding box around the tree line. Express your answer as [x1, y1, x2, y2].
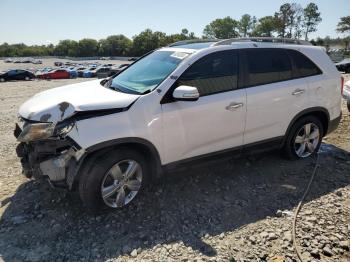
[0, 2, 349, 58]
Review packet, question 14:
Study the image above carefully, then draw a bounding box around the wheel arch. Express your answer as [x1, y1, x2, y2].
[72, 138, 163, 188]
[283, 107, 330, 146]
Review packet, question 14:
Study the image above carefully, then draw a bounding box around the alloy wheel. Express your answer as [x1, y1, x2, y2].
[293, 123, 320, 158]
[101, 159, 142, 208]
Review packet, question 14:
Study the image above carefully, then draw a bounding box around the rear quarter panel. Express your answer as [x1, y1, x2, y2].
[299, 47, 342, 121]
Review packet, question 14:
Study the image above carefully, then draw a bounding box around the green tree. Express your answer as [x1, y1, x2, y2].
[99, 35, 132, 56]
[132, 29, 167, 56]
[336, 16, 350, 49]
[203, 17, 240, 39]
[303, 3, 322, 40]
[275, 3, 293, 38]
[337, 16, 350, 36]
[252, 16, 278, 37]
[54, 40, 79, 56]
[78, 38, 98, 57]
[288, 3, 304, 39]
[239, 14, 256, 37]
[181, 28, 189, 36]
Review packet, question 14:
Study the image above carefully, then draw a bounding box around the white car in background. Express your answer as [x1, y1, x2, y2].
[343, 79, 350, 111]
[14, 38, 342, 211]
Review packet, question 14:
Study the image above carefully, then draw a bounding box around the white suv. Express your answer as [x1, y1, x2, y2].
[15, 38, 342, 210]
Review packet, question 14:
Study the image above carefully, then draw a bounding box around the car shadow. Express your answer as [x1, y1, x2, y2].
[0, 143, 349, 261]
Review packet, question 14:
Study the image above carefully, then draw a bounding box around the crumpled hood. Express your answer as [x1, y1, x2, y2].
[19, 79, 140, 122]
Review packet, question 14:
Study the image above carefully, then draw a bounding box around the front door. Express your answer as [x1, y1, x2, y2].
[161, 50, 247, 164]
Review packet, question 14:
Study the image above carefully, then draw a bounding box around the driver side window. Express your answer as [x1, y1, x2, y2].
[177, 50, 238, 96]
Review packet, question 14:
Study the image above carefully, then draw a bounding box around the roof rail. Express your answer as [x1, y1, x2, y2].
[212, 37, 312, 46]
[168, 39, 218, 47]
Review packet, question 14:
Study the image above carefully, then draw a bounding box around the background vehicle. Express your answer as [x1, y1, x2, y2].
[82, 67, 97, 78]
[66, 67, 78, 78]
[4, 58, 13, 63]
[0, 69, 35, 82]
[21, 58, 33, 63]
[37, 69, 70, 79]
[343, 80, 350, 111]
[32, 59, 42, 64]
[54, 61, 63, 66]
[77, 67, 87, 77]
[15, 38, 342, 211]
[335, 58, 350, 73]
[94, 67, 112, 78]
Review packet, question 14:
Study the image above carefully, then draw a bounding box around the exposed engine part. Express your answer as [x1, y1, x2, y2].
[39, 148, 76, 182]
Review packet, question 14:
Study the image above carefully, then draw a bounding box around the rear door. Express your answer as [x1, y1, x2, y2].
[243, 48, 309, 145]
[161, 50, 247, 164]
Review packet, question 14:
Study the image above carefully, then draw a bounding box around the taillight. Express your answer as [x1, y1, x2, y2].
[341, 76, 344, 95]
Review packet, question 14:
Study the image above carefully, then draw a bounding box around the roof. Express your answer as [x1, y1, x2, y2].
[168, 37, 312, 50]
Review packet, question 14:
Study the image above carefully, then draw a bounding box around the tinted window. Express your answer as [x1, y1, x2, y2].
[288, 50, 321, 78]
[245, 49, 292, 87]
[178, 51, 238, 96]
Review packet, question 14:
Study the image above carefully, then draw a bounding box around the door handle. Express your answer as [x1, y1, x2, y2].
[226, 102, 244, 111]
[292, 89, 305, 95]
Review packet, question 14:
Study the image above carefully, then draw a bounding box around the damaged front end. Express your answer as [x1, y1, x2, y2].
[14, 118, 85, 189]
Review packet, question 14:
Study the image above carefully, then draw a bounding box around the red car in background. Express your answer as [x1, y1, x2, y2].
[37, 69, 70, 79]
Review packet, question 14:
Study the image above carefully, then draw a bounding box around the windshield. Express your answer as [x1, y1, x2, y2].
[110, 50, 190, 94]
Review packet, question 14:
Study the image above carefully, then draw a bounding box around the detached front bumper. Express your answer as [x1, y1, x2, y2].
[14, 124, 84, 188]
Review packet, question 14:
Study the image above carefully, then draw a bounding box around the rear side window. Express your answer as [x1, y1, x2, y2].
[178, 50, 238, 96]
[245, 49, 292, 87]
[288, 49, 322, 78]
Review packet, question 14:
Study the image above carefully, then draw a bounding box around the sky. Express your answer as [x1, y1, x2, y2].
[0, 0, 348, 45]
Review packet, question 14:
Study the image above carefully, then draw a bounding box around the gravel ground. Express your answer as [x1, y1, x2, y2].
[0, 61, 349, 262]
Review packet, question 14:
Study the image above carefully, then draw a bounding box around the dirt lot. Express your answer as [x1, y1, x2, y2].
[0, 60, 349, 262]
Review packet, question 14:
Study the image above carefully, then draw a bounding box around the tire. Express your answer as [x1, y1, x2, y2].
[347, 100, 350, 112]
[79, 148, 150, 211]
[0, 78, 5, 82]
[25, 76, 30, 81]
[283, 116, 324, 160]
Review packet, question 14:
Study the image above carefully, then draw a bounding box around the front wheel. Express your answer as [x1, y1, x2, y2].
[79, 149, 149, 211]
[283, 116, 323, 159]
[0, 78, 5, 82]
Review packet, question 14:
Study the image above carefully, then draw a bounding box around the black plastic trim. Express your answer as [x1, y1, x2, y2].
[282, 107, 330, 145]
[163, 136, 284, 172]
[85, 137, 163, 177]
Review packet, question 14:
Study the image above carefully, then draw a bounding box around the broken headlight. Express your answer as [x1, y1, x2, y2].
[17, 121, 75, 142]
[54, 121, 75, 137]
[17, 123, 55, 142]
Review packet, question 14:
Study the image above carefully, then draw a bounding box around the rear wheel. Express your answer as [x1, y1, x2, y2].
[283, 116, 323, 159]
[79, 148, 149, 211]
[0, 78, 5, 82]
[24, 76, 30, 81]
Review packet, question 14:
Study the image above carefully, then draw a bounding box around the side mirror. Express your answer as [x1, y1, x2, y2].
[173, 85, 199, 101]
